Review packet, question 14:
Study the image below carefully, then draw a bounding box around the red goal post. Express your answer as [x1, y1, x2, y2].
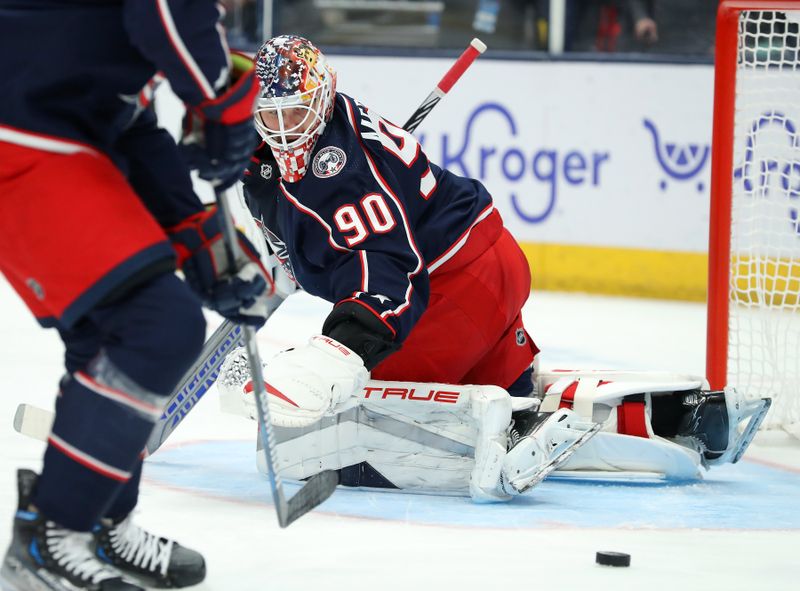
[707, 1, 800, 435]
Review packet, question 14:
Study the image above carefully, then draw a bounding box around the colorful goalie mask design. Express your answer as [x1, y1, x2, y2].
[254, 35, 337, 183]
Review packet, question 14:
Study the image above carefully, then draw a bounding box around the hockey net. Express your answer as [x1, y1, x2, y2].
[707, 3, 800, 437]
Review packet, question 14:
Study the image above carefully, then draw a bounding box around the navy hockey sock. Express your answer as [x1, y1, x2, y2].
[35, 358, 163, 531]
[35, 273, 206, 530]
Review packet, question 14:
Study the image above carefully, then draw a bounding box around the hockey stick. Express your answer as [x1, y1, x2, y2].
[13, 36, 488, 458]
[146, 319, 241, 454]
[12, 320, 242, 452]
[215, 185, 338, 528]
[402, 38, 486, 134]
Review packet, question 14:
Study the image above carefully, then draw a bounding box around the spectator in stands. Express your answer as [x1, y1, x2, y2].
[565, 0, 715, 56]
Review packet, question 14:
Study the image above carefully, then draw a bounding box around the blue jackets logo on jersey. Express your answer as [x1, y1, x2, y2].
[263, 225, 297, 283]
[312, 146, 347, 178]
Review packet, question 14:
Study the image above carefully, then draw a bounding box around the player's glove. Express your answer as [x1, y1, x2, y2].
[261, 335, 369, 428]
[180, 52, 260, 190]
[168, 208, 275, 326]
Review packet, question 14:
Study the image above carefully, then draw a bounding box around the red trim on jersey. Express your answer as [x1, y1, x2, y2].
[427, 203, 495, 273]
[0, 123, 100, 156]
[358, 251, 369, 292]
[337, 297, 398, 338]
[155, 0, 216, 101]
[377, 119, 421, 168]
[342, 96, 424, 321]
[278, 183, 352, 253]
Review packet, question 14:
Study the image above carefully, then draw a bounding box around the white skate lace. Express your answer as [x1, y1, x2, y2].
[45, 526, 119, 584]
[108, 515, 173, 577]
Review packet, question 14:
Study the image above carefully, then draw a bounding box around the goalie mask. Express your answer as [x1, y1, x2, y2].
[254, 35, 337, 182]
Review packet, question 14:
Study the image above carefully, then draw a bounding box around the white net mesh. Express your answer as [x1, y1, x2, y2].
[729, 10, 800, 434]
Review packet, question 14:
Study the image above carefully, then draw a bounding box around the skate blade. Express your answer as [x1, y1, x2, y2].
[731, 397, 772, 464]
[513, 422, 602, 494]
[1, 557, 53, 591]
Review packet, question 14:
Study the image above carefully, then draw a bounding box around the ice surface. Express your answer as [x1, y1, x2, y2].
[1, 280, 798, 590]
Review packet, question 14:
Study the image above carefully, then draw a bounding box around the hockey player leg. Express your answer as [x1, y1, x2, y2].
[80, 275, 207, 588]
[2, 274, 207, 591]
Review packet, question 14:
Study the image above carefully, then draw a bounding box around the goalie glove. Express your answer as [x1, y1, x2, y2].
[168, 208, 275, 326]
[261, 336, 368, 428]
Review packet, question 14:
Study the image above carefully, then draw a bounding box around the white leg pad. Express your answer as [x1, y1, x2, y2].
[559, 431, 703, 479]
[468, 387, 513, 502]
[250, 380, 513, 500]
[535, 370, 711, 479]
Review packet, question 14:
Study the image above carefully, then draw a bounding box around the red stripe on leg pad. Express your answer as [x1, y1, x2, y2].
[617, 401, 650, 438]
[557, 381, 579, 409]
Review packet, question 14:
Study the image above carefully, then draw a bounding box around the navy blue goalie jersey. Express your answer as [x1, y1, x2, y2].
[244, 93, 496, 345]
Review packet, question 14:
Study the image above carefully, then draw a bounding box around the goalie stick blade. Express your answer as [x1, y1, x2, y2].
[511, 422, 602, 494]
[13, 403, 53, 442]
[282, 470, 340, 528]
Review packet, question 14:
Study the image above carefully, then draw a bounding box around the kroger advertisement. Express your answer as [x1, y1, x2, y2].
[334, 57, 715, 254]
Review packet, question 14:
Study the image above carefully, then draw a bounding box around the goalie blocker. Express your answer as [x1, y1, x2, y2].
[219, 352, 771, 500]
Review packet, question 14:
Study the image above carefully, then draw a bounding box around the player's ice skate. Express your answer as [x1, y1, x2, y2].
[500, 408, 601, 495]
[93, 513, 205, 589]
[0, 470, 143, 591]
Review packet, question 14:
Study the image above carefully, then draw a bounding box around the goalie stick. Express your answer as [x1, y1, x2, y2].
[12, 37, 488, 521]
[215, 183, 335, 528]
[403, 38, 486, 134]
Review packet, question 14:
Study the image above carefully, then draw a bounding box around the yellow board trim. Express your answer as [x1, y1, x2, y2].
[731, 256, 800, 308]
[518, 242, 709, 302]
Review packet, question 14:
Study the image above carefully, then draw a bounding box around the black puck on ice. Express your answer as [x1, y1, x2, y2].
[595, 551, 631, 567]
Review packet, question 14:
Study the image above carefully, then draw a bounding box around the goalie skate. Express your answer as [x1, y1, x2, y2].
[682, 387, 772, 467]
[500, 409, 600, 495]
[727, 391, 771, 464]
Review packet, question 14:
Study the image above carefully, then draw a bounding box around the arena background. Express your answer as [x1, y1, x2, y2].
[157, 58, 716, 301]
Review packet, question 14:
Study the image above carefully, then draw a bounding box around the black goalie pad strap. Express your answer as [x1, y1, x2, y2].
[322, 301, 400, 370]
